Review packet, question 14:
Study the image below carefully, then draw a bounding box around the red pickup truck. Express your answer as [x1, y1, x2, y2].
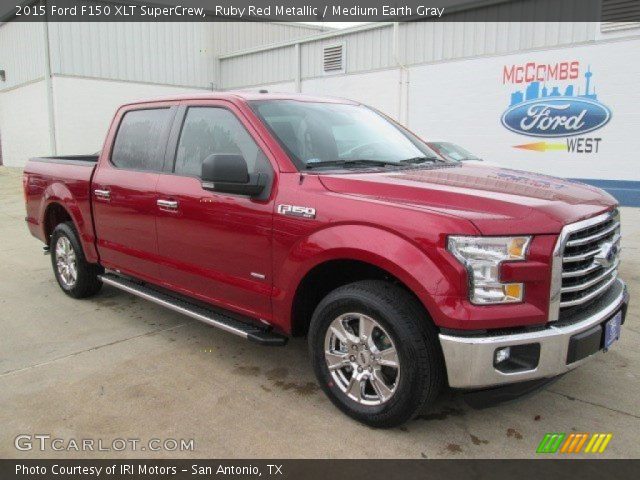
[23, 92, 628, 427]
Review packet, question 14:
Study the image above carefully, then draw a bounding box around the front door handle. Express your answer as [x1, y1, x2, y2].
[94, 189, 111, 200]
[157, 199, 179, 211]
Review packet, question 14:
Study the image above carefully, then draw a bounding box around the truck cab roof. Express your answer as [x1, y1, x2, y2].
[120, 91, 358, 108]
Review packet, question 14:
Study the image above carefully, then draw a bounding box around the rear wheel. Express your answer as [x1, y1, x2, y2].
[308, 280, 444, 428]
[50, 222, 103, 298]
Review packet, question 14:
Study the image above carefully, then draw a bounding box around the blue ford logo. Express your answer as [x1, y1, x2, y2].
[501, 67, 612, 138]
[594, 241, 619, 268]
[501, 98, 611, 138]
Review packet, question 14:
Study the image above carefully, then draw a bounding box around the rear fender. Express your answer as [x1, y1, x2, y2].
[40, 182, 99, 263]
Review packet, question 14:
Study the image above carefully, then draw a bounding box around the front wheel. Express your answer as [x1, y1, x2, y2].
[50, 221, 103, 298]
[308, 280, 444, 428]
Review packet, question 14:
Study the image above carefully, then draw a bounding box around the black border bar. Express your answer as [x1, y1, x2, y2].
[3, 0, 637, 23]
[3, 459, 640, 480]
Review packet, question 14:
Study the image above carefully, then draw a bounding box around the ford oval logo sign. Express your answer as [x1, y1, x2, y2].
[501, 98, 611, 138]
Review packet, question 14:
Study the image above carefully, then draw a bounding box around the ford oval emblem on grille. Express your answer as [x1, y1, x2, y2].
[594, 241, 618, 268]
[501, 98, 612, 138]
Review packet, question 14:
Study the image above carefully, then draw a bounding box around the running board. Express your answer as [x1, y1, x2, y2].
[99, 273, 287, 346]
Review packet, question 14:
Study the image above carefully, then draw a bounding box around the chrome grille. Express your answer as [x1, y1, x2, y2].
[549, 209, 621, 321]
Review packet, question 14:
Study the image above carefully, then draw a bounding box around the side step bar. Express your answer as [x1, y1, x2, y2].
[99, 273, 287, 346]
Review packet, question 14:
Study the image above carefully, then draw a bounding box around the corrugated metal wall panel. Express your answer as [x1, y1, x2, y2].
[14, 20, 320, 89]
[220, 46, 296, 89]
[218, 1, 601, 89]
[221, 17, 598, 89]
[397, 21, 597, 66]
[47, 22, 215, 88]
[0, 22, 45, 91]
[211, 22, 323, 56]
[1, 3, 605, 92]
[300, 26, 395, 79]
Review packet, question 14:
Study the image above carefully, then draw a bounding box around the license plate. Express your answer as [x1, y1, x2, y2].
[604, 311, 622, 350]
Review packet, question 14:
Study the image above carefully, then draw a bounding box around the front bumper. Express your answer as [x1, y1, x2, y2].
[439, 279, 628, 389]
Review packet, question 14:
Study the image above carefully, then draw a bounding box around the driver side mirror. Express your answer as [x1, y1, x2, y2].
[201, 154, 265, 197]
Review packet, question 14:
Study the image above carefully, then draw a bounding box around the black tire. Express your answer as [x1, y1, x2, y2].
[50, 221, 103, 298]
[308, 280, 444, 428]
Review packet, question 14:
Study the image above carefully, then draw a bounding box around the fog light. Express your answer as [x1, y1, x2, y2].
[494, 347, 511, 364]
[493, 343, 541, 373]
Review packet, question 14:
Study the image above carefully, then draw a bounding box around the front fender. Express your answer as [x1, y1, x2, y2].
[272, 224, 455, 332]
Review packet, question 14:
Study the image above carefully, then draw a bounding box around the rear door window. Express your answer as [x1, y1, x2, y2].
[111, 108, 172, 171]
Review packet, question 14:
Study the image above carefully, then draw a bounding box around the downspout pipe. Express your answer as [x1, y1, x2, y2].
[294, 43, 301, 93]
[393, 22, 410, 126]
[43, 18, 57, 155]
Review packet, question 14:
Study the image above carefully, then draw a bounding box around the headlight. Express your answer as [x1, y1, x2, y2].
[447, 236, 531, 304]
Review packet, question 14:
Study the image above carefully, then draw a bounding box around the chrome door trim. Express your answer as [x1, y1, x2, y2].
[94, 189, 111, 199]
[157, 199, 179, 210]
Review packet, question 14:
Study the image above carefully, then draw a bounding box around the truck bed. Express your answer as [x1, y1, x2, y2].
[23, 154, 99, 262]
[29, 154, 99, 166]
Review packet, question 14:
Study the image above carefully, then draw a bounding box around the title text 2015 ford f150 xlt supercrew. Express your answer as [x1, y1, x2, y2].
[23, 92, 628, 427]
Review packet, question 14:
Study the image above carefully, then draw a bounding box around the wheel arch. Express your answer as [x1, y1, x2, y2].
[43, 202, 73, 241]
[275, 224, 448, 337]
[39, 182, 98, 262]
[290, 258, 433, 337]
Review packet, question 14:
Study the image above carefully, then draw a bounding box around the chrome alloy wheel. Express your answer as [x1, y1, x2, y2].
[55, 236, 78, 288]
[324, 313, 400, 406]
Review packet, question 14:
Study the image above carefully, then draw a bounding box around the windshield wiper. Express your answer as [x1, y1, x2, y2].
[305, 159, 397, 170]
[398, 156, 440, 164]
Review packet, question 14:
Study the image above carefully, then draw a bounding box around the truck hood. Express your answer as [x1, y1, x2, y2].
[318, 164, 617, 235]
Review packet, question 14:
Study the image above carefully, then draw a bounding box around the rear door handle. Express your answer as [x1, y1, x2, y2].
[157, 199, 179, 211]
[94, 189, 111, 200]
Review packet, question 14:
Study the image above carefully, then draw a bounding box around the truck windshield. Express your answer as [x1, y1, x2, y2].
[430, 142, 481, 162]
[249, 100, 442, 170]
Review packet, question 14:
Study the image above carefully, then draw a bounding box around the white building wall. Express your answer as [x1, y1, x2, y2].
[0, 81, 50, 167]
[0, 19, 324, 167]
[237, 34, 640, 190]
[0, 22, 45, 91]
[51, 77, 204, 155]
[302, 70, 401, 120]
[0, 76, 205, 167]
[221, 46, 297, 88]
[405, 37, 640, 182]
[237, 82, 297, 93]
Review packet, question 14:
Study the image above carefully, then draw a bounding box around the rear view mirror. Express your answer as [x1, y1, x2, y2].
[201, 154, 265, 196]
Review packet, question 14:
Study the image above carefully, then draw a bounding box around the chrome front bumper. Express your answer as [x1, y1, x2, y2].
[439, 279, 628, 389]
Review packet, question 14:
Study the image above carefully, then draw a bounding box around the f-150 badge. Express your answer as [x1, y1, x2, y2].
[277, 204, 316, 219]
